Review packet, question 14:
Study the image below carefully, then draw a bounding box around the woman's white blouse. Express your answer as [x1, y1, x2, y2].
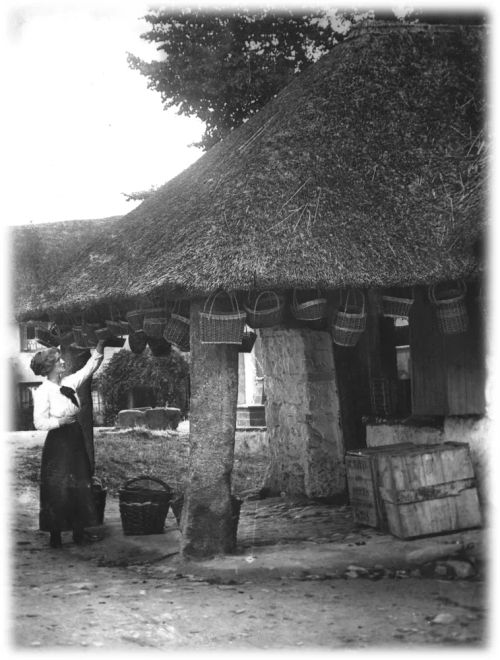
[33, 352, 104, 431]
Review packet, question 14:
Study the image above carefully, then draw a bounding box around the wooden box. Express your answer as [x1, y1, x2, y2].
[345, 443, 415, 529]
[377, 442, 482, 539]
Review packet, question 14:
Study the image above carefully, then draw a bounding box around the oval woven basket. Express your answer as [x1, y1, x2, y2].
[119, 476, 173, 536]
[332, 289, 366, 347]
[163, 313, 190, 351]
[429, 281, 469, 335]
[382, 289, 414, 320]
[291, 289, 328, 321]
[244, 290, 285, 329]
[200, 292, 246, 344]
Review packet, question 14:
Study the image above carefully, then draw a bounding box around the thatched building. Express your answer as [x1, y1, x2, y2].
[11, 21, 488, 556]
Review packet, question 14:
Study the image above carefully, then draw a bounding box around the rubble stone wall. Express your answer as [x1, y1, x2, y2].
[260, 327, 346, 498]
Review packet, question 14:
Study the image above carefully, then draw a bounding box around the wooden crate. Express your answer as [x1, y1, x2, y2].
[345, 443, 415, 529]
[377, 442, 482, 539]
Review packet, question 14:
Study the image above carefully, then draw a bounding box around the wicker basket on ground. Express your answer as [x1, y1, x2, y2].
[332, 289, 366, 347]
[429, 280, 469, 335]
[243, 290, 285, 329]
[291, 289, 328, 321]
[119, 476, 173, 535]
[200, 291, 246, 344]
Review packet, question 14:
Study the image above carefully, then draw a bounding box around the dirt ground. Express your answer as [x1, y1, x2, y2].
[6, 433, 491, 652]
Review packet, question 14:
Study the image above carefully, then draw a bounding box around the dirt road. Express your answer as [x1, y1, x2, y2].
[9, 485, 488, 651]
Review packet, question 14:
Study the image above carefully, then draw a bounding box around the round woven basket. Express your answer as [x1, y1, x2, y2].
[429, 281, 469, 335]
[244, 291, 285, 329]
[119, 476, 173, 535]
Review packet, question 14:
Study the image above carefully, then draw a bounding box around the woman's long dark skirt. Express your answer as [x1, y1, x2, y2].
[39, 421, 98, 532]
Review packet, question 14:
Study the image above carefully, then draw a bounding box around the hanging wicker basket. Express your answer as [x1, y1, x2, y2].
[119, 476, 173, 535]
[382, 288, 414, 320]
[128, 330, 147, 355]
[147, 336, 172, 357]
[142, 316, 167, 339]
[244, 290, 286, 329]
[291, 289, 328, 321]
[34, 322, 60, 348]
[81, 323, 100, 348]
[163, 311, 190, 352]
[127, 309, 145, 332]
[332, 289, 366, 347]
[200, 291, 246, 344]
[72, 325, 86, 348]
[429, 280, 469, 335]
[239, 330, 257, 353]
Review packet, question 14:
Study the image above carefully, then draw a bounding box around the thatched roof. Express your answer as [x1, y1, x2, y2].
[12, 21, 487, 320]
[10, 216, 121, 319]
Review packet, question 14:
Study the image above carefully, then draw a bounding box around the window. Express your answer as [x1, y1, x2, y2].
[19, 383, 40, 409]
[19, 324, 42, 352]
[91, 388, 104, 416]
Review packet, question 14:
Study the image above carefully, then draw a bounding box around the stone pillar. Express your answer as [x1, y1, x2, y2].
[260, 327, 346, 499]
[180, 299, 239, 557]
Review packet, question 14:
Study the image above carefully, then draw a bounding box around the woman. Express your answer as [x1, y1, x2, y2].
[30, 340, 105, 548]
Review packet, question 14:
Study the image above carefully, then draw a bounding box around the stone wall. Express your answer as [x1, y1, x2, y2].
[260, 327, 345, 499]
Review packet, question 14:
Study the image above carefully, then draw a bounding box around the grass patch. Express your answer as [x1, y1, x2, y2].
[13, 428, 269, 498]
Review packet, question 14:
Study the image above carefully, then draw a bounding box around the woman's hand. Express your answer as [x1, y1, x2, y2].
[59, 415, 77, 426]
[95, 339, 106, 355]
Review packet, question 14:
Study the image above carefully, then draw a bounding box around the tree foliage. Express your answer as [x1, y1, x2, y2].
[127, 7, 486, 152]
[99, 348, 190, 424]
[128, 8, 351, 149]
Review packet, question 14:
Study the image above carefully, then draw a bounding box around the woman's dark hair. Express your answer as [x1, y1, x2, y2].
[30, 348, 60, 377]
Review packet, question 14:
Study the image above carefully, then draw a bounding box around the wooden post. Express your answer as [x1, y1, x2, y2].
[180, 299, 239, 557]
[60, 345, 95, 474]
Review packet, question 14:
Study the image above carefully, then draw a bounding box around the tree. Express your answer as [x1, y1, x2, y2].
[128, 8, 352, 149]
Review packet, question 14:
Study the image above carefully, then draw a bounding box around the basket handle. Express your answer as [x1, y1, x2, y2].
[429, 280, 467, 305]
[204, 290, 239, 316]
[123, 475, 173, 492]
[342, 288, 364, 314]
[253, 290, 281, 314]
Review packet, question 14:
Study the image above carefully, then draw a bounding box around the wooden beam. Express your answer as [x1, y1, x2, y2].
[180, 299, 239, 557]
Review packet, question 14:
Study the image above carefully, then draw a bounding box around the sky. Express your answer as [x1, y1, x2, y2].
[2, 0, 496, 227]
[3, 1, 206, 226]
